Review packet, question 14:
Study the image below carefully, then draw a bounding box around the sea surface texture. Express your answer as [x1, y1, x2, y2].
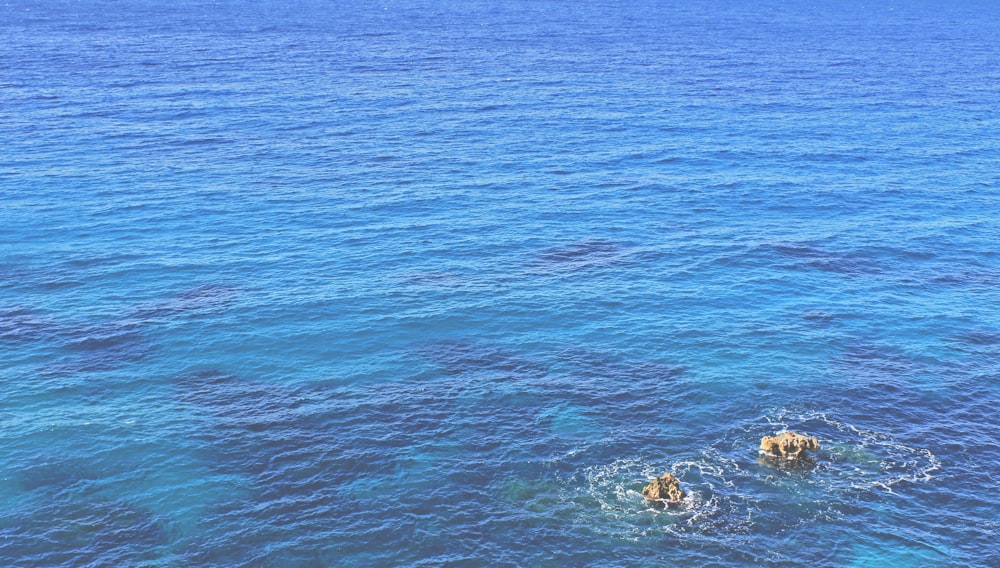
[3, 0, 1000, 566]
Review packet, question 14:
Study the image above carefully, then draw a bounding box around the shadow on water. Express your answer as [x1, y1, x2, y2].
[953, 328, 1000, 346]
[538, 239, 620, 263]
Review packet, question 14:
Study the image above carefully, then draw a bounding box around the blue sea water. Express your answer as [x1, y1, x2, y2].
[2, 0, 1000, 565]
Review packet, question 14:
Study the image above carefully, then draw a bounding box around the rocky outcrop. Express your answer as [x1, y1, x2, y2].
[642, 473, 685, 503]
[759, 432, 819, 459]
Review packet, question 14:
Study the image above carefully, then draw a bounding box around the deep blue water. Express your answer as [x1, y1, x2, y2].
[3, 0, 1000, 565]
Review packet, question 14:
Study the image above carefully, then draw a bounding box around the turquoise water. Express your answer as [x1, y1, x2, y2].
[3, 0, 1000, 565]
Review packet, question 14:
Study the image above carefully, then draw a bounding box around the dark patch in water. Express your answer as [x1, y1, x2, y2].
[930, 268, 1000, 288]
[555, 348, 685, 405]
[325, 375, 561, 488]
[84, 502, 170, 558]
[41, 321, 152, 376]
[0, 264, 30, 290]
[63, 253, 145, 270]
[63, 322, 145, 354]
[535, 239, 623, 269]
[835, 342, 917, 382]
[37, 277, 86, 290]
[172, 371, 519, 561]
[414, 339, 546, 377]
[801, 310, 840, 325]
[557, 348, 683, 382]
[763, 243, 881, 276]
[946, 329, 1000, 361]
[403, 271, 466, 286]
[179, 137, 230, 147]
[172, 372, 363, 563]
[31, 284, 236, 376]
[0, 498, 169, 566]
[175, 371, 310, 445]
[0, 307, 55, 344]
[133, 283, 239, 319]
[16, 457, 97, 493]
[538, 239, 621, 264]
[953, 329, 1000, 346]
[174, 371, 391, 497]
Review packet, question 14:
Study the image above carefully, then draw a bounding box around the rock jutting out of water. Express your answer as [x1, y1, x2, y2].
[642, 473, 685, 504]
[759, 432, 819, 460]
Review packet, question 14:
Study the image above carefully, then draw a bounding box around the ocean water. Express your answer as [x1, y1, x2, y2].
[2, 0, 1000, 565]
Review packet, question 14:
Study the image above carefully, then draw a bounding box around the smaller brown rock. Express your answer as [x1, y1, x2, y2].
[759, 432, 819, 459]
[642, 473, 685, 503]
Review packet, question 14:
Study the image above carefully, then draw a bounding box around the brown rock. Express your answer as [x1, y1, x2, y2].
[759, 432, 819, 459]
[642, 473, 685, 502]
